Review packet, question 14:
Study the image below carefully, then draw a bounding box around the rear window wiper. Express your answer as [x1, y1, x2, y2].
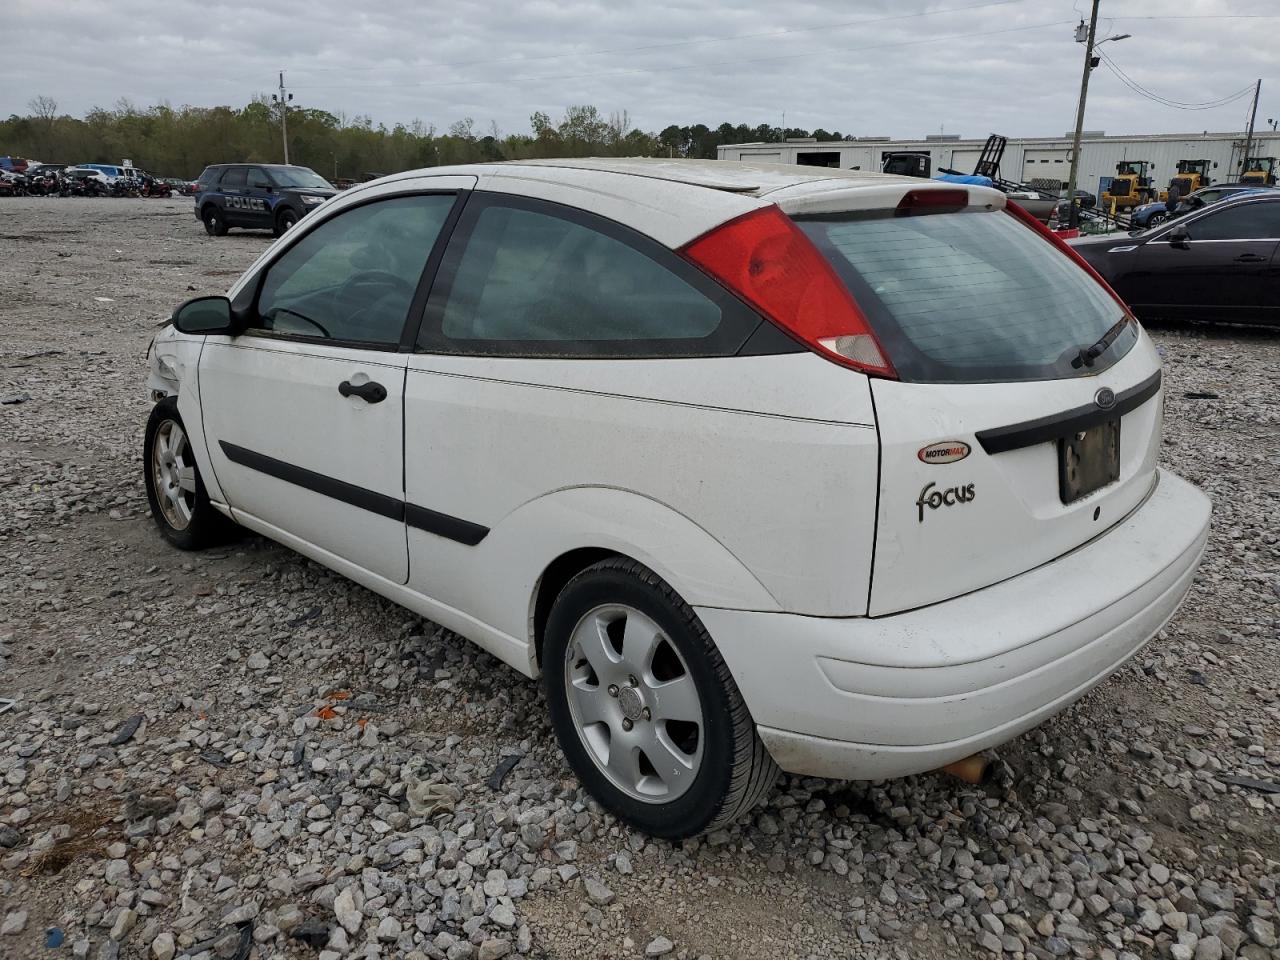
[1072, 317, 1129, 369]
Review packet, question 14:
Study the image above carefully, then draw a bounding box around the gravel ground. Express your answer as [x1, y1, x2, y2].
[1, 198, 1278, 960]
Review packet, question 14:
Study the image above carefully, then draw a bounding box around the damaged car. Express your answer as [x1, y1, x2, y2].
[145, 159, 1211, 837]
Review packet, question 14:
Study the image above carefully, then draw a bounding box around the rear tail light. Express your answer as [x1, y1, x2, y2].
[1005, 200, 1133, 315]
[680, 205, 896, 378]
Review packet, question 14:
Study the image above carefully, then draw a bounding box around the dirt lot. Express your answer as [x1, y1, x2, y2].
[1, 198, 1277, 960]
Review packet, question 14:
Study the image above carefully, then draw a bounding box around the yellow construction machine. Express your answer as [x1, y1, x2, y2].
[1240, 157, 1277, 186]
[1102, 160, 1157, 211]
[1160, 159, 1212, 201]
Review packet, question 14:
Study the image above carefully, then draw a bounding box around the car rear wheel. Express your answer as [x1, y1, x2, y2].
[543, 558, 778, 838]
[202, 206, 227, 236]
[144, 398, 238, 549]
[274, 207, 299, 237]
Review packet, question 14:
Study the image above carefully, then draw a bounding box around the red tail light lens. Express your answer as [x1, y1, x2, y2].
[897, 188, 968, 212]
[680, 206, 896, 378]
[1005, 200, 1132, 314]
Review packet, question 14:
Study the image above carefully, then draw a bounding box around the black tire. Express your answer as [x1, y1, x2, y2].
[273, 207, 299, 237]
[1145, 212, 1167, 228]
[202, 205, 227, 236]
[143, 398, 238, 550]
[543, 558, 778, 838]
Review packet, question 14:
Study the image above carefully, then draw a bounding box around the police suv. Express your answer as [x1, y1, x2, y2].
[193, 164, 336, 237]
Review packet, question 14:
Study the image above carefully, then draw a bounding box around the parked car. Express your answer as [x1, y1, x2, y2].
[193, 163, 336, 237]
[27, 163, 72, 178]
[77, 163, 135, 183]
[62, 167, 111, 196]
[1128, 183, 1270, 229]
[146, 159, 1210, 837]
[1071, 192, 1280, 325]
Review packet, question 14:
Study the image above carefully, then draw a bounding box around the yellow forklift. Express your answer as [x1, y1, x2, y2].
[1161, 159, 1213, 201]
[1102, 160, 1157, 211]
[1240, 157, 1278, 185]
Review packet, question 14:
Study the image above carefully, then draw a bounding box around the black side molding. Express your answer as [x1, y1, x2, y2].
[975, 370, 1162, 455]
[218, 441, 489, 545]
[220, 442, 403, 520]
[405, 504, 489, 546]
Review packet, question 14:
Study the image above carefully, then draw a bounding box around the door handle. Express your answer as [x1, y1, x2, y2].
[338, 380, 387, 403]
[1234, 253, 1267, 263]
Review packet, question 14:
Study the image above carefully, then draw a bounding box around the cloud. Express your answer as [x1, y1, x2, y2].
[3, 0, 1273, 140]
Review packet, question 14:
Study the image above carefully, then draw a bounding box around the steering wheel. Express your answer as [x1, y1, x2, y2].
[340, 271, 418, 332]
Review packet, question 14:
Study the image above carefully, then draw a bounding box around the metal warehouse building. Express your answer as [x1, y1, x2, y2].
[716, 131, 1280, 198]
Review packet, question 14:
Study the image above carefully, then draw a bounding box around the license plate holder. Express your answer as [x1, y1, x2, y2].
[1059, 419, 1120, 504]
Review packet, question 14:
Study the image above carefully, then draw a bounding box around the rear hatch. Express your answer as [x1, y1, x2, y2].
[789, 191, 1163, 615]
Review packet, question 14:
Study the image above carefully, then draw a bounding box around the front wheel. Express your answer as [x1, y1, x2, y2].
[543, 558, 778, 838]
[143, 398, 238, 549]
[1145, 212, 1167, 228]
[273, 207, 299, 237]
[202, 206, 227, 236]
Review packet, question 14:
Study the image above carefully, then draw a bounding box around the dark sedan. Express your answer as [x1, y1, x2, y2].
[1070, 193, 1280, 326]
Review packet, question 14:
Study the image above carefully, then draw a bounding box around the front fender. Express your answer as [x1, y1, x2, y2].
[145, 327, 223, 503]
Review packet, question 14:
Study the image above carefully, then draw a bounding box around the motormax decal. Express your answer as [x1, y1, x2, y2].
[917, 441, 971, 464]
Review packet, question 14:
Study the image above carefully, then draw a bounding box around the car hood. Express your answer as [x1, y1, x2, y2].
[287, 188, 337, 198]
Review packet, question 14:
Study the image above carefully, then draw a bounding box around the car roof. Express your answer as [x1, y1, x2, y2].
[328, 157, 1004, 250]
[376, 157, 914, 198]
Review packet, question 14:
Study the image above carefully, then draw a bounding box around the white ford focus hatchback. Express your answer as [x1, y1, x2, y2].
[145, 159, 1211, 837]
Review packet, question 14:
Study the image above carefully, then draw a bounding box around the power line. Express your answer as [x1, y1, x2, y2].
[1110, 13, 1280, 19]
[1095, 50, 1255, 111]
[293, 0, 1027, 77]
[301, 20, 1074, 92]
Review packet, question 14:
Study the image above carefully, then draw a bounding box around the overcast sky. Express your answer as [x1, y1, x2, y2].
[3, 0, 1275, 140]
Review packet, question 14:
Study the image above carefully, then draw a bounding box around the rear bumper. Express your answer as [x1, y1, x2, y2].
[696, 468, 1211, 780]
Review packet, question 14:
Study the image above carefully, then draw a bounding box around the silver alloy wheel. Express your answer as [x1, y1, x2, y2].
[564, 604, 704, 803]
[151, 419, 197, 530]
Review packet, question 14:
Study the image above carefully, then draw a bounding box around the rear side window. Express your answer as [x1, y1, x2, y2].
[220, 167, 247, 188]
[1185, 200, 1280, 241]
[797, 209, 1135, 383]
[419, 194, 761, 357]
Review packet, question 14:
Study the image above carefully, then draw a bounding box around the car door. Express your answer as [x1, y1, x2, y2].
[1124, 198, 1280, 320]
[198, 184, 471, 583]
[244, 167, 276, 229]
[217, 167, 250, 225]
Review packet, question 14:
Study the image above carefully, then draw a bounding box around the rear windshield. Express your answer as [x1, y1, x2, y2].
[797, 208, 1135, 383]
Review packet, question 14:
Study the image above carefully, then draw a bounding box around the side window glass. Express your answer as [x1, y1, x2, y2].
[435, 204, 722, 347]
[255, 194, 455, 346]
[220, 167, 247, 188]
[247, 168, 272, 189]
[1189, 202, 1279, 241]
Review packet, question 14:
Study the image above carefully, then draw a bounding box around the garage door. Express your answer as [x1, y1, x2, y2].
[1021, 149, 1070, 186]
[743, 152, 782, 163]
[947, 148, 984, 174]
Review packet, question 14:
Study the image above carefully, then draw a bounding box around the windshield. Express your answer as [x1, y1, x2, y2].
[271, 166, 332, 189]
[797, 208, 1136, 383]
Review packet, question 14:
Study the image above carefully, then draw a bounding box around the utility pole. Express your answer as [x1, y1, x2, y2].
[272, 72, 294, 165]
[1240, 79, 1261, 176]
[1065, 0, 1101, 227]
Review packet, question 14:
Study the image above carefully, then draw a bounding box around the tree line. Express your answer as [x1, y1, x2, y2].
[2, 97, 856, 180]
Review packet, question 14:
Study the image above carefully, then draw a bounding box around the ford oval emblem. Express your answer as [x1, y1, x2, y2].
[1095, 387, 1117, 410]
[917, 441, 971, 465]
